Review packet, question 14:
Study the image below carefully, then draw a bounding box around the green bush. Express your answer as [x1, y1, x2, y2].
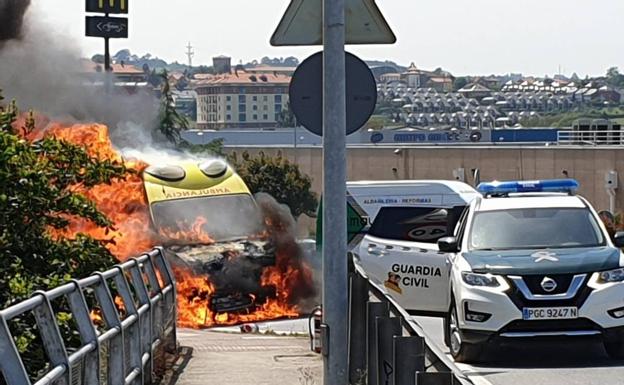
[230, 151, 318, 218]
[0, 92, 128, 376]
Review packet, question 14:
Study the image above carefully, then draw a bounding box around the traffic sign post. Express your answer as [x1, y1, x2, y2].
[85, 0, 129, 74]
[272, 1, 395, 384]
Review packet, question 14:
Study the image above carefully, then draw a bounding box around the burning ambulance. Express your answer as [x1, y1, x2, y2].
[142, 159, 277, 314]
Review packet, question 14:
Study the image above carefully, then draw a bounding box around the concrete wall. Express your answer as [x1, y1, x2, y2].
[227, 146, 624, 213]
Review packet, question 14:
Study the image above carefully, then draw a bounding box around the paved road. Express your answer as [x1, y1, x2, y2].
[413, 316, 624, 385]
[168, 320, 321, 385]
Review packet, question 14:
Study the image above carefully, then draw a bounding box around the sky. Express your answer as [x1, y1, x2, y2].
[31, 0, 624, 77]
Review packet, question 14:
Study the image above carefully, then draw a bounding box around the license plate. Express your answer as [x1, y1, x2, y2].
[522, 306, 578, 320]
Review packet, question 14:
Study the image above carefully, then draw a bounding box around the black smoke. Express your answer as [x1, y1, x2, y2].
[0, 0, 31, 44]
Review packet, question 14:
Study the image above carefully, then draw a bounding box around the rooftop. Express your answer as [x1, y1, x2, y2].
[80, 59, 144, 74]
[193, 72, 291, 87]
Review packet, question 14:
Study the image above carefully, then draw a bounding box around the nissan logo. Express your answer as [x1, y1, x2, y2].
[540, 277, 558, 293]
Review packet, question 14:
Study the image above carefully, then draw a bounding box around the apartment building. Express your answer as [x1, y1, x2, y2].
[194, 71, 291, 129]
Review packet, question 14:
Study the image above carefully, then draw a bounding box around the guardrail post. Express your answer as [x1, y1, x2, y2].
[0, 315, 31, 385]
[93, 273, 125, 385]
[129, 259, 154, 385]
[152, 248, 177, 354]
[348, 273, 368, 384]
[376, 316, 401, 385]
[32, 292, 71, 385]
[67, 280, 100, 385]
[367, 302, 389, 385]
[416, 372, 455, 385]
[113, 267, 142, 385]
[393, 336, 425, 385]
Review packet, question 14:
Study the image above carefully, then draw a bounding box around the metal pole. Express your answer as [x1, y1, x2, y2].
[367, 302, 389, 385]
[393, 336, 425, 385]
[322, 0, 347, 383]
[376, 317, 402, 385]
[348, 274, 368, 384]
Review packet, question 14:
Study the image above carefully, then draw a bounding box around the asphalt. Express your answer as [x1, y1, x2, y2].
[164, 320, 322, 385]
[414, 316, 624, 385]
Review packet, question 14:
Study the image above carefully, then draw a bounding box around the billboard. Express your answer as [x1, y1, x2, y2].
[86, 0, 128, 14]
[86, 16, 128, 39]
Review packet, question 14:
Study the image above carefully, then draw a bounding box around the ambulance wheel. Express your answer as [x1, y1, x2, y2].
[446, 301, 483, 363]
[604, 336, 624, 360]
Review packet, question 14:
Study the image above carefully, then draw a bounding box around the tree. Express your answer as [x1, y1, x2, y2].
[453, 76, 469, 91]
[0, 92, 127, 375]
[156, 70, 189, 144]
[91, 54, 105, 64]
[606, 67, 624, 88]
[276, 101, 297, 127]
[230, 151, 318, 218]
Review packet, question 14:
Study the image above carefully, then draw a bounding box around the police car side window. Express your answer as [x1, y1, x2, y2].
[453, 206, 470, 237]
[368, 207, 449, 243]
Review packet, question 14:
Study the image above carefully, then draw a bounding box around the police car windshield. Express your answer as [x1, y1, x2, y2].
[469, 208, 605, 251]
[151, 194, 265, 243]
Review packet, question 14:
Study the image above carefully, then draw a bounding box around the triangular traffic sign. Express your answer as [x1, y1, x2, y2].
[270, 0, 396, 46]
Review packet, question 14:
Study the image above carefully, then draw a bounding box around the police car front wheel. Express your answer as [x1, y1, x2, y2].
[603, 336, 624, 360]
[446, 301, 484, 363]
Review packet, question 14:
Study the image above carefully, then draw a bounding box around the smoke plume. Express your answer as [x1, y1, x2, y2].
[0, 1, 159, 148]
[0, 0, 31, 44]
[256, 193, 319, 310]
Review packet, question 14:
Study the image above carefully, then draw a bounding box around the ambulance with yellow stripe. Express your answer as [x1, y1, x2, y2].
[143, 159, 276, 313]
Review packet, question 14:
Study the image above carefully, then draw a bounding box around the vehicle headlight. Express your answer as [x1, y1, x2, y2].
[461, 272, 500, 287]
[598, 268, 624, 283]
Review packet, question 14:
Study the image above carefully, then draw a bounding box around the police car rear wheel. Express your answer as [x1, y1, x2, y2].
[447, 302, 483, 363]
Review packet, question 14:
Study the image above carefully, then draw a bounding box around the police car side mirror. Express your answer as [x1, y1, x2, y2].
[438, 237, 459, 253]
[614, 232, 624, 248]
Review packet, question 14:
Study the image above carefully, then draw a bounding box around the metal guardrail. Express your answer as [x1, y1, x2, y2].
[348, 268, 473, 385]
[557, 130, 623, 146]
[0, 247, 177, 385]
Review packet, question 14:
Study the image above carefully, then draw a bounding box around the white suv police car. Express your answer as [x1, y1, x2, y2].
[349, 179, 624, 363]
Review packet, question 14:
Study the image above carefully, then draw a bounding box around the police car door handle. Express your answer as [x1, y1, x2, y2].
[367, 247, 387, 256]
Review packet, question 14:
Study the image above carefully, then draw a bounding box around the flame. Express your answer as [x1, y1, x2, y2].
[19, 117, 313, 328]
[159, 217, 215, 245]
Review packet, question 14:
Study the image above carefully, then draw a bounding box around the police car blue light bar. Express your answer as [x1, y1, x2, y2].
[477, 179, 579, 196]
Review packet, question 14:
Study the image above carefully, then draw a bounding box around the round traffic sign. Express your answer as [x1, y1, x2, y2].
[289, 51, 377, 136]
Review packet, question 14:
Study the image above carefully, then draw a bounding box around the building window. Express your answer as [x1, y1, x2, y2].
[238, 104, 246, 112]
[275, 104, 282, 113]
[226, 114, 231, 121]
[274, 113, 280, 121]
[226, 105, 231, 111]
[263, 95, 268, 102]
[275, 95, 282, 103]
[252, 96, 258, 102]
[253, 114, 258, 120]
[263, 114, 268, 120]
[238, 95, 246, 103]
[253, 105, 258, 111]
[226, 96, 231, 102]
[239, 87, 246, 94]
[239, 113, 246, 122]
[263, 105, 268, 111]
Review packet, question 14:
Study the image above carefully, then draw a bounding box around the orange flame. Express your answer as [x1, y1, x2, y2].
[159, 217, 215, 245]
[19, 118, 312, 328]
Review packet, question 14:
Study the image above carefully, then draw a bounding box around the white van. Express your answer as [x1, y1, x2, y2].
[345, 180, 480, 314]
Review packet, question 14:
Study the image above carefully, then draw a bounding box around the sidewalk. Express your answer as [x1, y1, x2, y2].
[164, 323, 323, 385]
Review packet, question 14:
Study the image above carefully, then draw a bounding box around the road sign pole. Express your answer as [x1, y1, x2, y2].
[322, 0, 348, 384]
